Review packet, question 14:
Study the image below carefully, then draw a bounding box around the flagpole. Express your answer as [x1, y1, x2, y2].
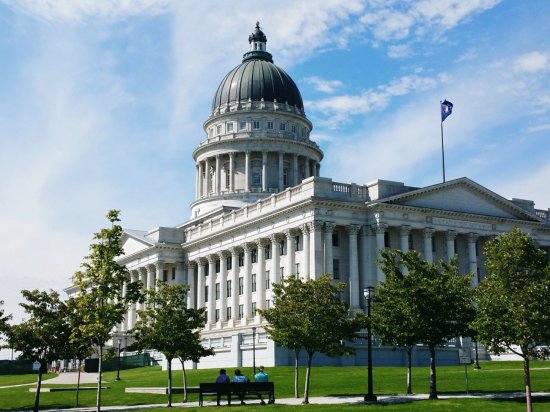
[441, 117, 446, 183]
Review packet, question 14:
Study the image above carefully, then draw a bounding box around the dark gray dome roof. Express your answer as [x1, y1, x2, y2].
[212, 25, 304, 112]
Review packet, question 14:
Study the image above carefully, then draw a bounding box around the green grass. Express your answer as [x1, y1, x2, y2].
[0, 361, 549, 411]
[0, 373, 55, 386]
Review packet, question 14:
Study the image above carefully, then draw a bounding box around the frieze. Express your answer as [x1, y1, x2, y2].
[432, 217, 492, 231]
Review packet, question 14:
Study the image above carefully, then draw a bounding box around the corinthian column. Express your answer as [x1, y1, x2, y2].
[186, 262, 196, 309]
[468, 233, 479, 287]
[218, 251, 229, 323]
[207, 255, 216, 324]
[347, 224, 361, 309]
[243, 243, 252, 320]
[324, 222, 336, 275]
[300, 224, 310, 280]
[284, 229, 296, 276]
[423, 228, 435, 263]
[372, 223, 388, 283]
[446, 230, 458, 263]
[270, 234, 281, 283]
[255, 239, 268, 314]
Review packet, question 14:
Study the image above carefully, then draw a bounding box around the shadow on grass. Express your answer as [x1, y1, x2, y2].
[493, 396, 550, 404]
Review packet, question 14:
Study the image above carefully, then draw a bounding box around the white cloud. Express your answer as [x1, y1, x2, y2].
[388, 44, 412, 58]
[304, 76, 343, 93]
[522, 123, 550, 133]
[513, 51, 550, 73]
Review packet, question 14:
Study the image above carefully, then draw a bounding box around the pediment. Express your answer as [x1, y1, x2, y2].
[378, 178, 541, 222]
[121, 230, 154, 256]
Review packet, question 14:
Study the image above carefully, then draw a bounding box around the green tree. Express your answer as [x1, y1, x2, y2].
[9, 289, 71, 412]
[379, 250, 475, 400]
[472, 228, 550, 412]
[73, 210, 142, 412]
[0, 300, 11, 344]
[260, 274, 364, 404]
[132, 281, 213, 407]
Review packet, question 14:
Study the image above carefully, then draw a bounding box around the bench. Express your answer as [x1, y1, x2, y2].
[199, 382, 275, 406]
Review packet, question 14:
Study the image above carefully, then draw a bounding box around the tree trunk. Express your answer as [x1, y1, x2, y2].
[302, 351, 314, 404]
[180, 359, 188, 403]
[33, 360, 44, 412]
[294, 348, 300, 398]
[167, 357, 172, 407]
[76, 359, 82, 407]
[96, 345, 103, 412]
[523, 356, 533, 412]
[429, 344, 437, 400]
[406, 346, 413, 395]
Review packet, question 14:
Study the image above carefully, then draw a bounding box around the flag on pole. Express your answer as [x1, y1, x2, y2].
[441, 99, 453, 122]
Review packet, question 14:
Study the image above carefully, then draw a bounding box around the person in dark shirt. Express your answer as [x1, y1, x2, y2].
[215, 369, 230, 405]
[232, 368, 249, 404]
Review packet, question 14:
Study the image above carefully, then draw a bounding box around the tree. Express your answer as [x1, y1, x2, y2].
[73, 210, 142, 412]
[9, 289, 71, 412]
[0, 300, 11, 344]
[372, 251, 422, 394]
[260, 274, 365, 404]
[379, 250, 475, 400]
[132, 281, 213, 407]
[472, 228, 550, 412]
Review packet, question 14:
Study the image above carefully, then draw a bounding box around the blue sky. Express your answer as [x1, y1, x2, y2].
[0, 0, 549, 341]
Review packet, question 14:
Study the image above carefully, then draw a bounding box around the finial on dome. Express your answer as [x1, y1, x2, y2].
[249, 21, 267, 48]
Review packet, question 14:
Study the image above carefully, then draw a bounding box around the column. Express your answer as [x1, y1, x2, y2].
[308, 221, 323, 279]
[196, 164, 200, 199]
[292, 154, 298, 186]
[324, 222, 335, 275]
[245, 151, 250, 192]
[446, 230, 458, 263]
[468, 233, 479, 287]
[400, 225, 411, 252]
[219, 251, 228, 323]
[229, 152, 235, 192]
[243, 243, 252, 319]
[270, 234, 281, 283]
[284, 229, 296, 275]
[278, 152, 284, 191]
[359, 225, 374, 292]
[198, 162, 204, 198]
[304, 157, 311, 178]
[316, 162, 320, 177]
[146, 264, 155, 293]
[301, 224, 310, 280]
[196, 259, 206, 309]
[347, 224, 360, 308]
[372, 223, 387, 283]
[255, 239, 267, 313]
[204, 157, 211, 195]
[215, 154, 221, 194]
[423, 228, 435, 263]
[125, 273, 132, 331]
[207, 256, 216, 324]
[262, 151, 268, 192]
[230, 248, 240, 322]
[175, 261, 185, 284]
[155, 260, 164, 291]
[138, 267, 147, 311]
[186, 262, 196, 309]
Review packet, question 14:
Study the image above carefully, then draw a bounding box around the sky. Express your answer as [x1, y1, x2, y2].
[0, 1, 549, 355]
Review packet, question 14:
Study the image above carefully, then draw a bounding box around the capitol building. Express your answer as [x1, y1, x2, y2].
[113, 24, 550, 368]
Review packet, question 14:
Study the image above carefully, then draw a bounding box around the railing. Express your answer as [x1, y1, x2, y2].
[535, 209, 549, 221]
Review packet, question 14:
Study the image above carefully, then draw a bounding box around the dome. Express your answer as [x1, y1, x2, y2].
[211, 23, 304, 113]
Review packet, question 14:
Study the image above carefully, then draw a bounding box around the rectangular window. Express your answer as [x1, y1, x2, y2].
[267, 121, 274, 130]
[225, 170, 230, 189]
[227, 280, 232, 297]
[279, 240, 286, 256]
[239, 304, 244, 319]
[205, 264, 209, 277]
[253, 171, 261, 185]
[291, 125, 296, 133]
[280, 123, 286, 131]
[432, 238, 437, 253]
[251, 248, 257, 263]
[332, 232, 339, 247]
[385, 232, 390, 248]
[295, 263, 300, 276]
[295, 235, 301, 251]
[333, 259, 340, 279]
[252, 274, 257, 292]
[301, 127, 306, 137]
[204, 310, 208, 322]
[171, 267, 176, 280]
[215, 283, 220, 300]
[215, 309, 220, 322]
[283, 168, 288, 186]
[239, 121, 247, 130]
[227, 256, 232, 270]
[208, 128, 213, 137]
[226, 122, 233, 132]
[239, 253, 244, 267]
[264, 245, 271, 259]
[204, 285, 209, 302]
[280, 267, 285, 279]
[226, 306, 232, 319]
[216, 124, 222, 135]
[163, 269, 168, 282]
[253, 121, 260, 129]
[215, 260, 220, 273]
[265, 270, 271, 289]
[239, 277, 244, 295]
[408, 233, 414, 250]
[252, 302, 257, 316]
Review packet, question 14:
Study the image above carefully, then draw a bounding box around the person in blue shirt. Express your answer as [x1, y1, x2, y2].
[215, 369, 230, 405]
[232, 369, 250, 404]
[254, 366, 274, 404]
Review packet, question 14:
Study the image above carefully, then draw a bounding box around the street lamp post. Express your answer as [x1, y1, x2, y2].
[473, 340, 481, 370]
[252, 327, 257, 375]
[363, 286, 377, 402]
[115, 339, 122, 381]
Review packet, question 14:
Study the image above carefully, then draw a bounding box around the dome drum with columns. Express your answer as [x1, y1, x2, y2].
[68, 23, 550, 370]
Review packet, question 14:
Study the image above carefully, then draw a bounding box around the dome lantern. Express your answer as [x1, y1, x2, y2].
[249, 21, 267, 52]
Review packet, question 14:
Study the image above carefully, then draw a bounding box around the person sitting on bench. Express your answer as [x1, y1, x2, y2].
[215, 369, 230, 406]
[231, 368, 249, 405]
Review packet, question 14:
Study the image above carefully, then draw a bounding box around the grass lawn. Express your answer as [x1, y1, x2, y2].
[0, 372, 55, 387]
[0, 360, 549, 410]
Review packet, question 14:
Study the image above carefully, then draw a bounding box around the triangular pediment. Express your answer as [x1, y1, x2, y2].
[121, 229, 155, 256]
[378, 178, 541, 222]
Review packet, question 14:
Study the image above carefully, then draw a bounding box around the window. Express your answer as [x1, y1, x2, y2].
[295, 263, 300, 276]
[280, 267, 285, 279]
[238, 253, 244, 267]
[204, 285, 209, 302]
[332, 232, 339, 247]
[253, 120, 260, 129]
[171, 267, 176, 280]
[226, 307, 232, 319]
[216, 124, 222, 135]
[251, 248, 257, 263]
[204, 310, 208, 321]
[432, 239, 437, 253]
[384, 232, 390, 248]
[215, 309, 220, 322]
[301, 127, 306, 137]
[279, 240, 286, 256]
[225, 169, 230, 189]
[252, 302, 257, 316]
[227, 256, 232, 270]
[239, 121, 247, 130]
[215, 283, 220, 300]
[267, 121, 273, 130]
[226, 122, 233, 132]
[252, 274, 257, 292]
[239, 277, 244, 295]
[226, 280, 232, 297]
[265, 270, 271, 289]
[408, 233, 414, 250]
[280, 123, 286, 131]
[163, 269, 168, 282]
[239, 304, 244, 319]
[295, 235, 301, 251]
[266, 300, 271, 309]
[291, 125, 296, 133]
[205, 264, 209, 277]
[333, 259, 340, 279]
[208, 128, 213, 138]
[215, 260, 220, 273]
[253, 171, 261, 186]
[283, 168, 288, 186]
[264, 245, 271, 259]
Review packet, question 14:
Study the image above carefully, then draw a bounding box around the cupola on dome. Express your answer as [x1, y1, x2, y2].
[211, 22, 304, 113]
